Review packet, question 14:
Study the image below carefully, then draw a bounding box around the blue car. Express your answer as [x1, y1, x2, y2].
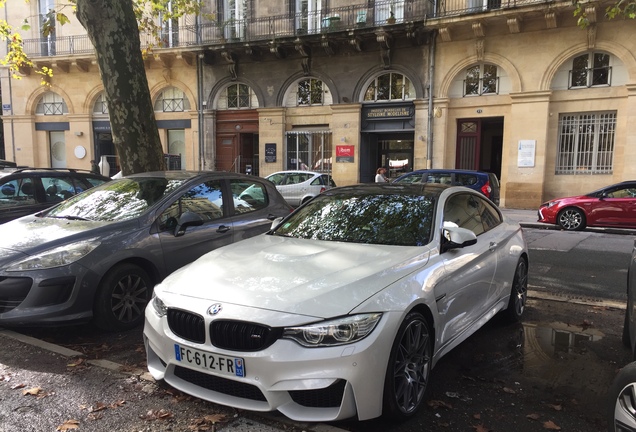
[393, 169, 500, 206]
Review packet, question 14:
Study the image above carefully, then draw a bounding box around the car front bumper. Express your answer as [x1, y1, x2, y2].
[0, 263, 101, 326]
[143, 303, 403, 422]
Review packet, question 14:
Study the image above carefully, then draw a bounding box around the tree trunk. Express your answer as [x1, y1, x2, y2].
[76, 0, 165, 175]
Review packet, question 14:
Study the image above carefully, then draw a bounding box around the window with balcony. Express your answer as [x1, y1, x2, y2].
[296, 0, 322, 34]
[221, 0, 247, 40]
[556, 112, 616, 174]
[464, 64, 498, 96]
[569, 52, 611, 88]
[363, 72, 414, 102]
[154, 87, 190, 112]
[36, 92, 68, 116]
[375, 0, 405, 24]
[159, 0, 179, 47]
[38, 0, 56, 56]
[217, 83, 258, 109]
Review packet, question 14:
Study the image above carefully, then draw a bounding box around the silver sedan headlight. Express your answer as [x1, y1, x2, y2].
[6, 239, 100, 271]
[282, 313, 382, 347]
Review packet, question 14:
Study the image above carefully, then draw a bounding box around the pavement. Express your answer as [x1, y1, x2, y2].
[0, 207, 633, 432]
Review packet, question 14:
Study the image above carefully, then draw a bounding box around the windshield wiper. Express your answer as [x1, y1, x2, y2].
[50, 215, 92, 221]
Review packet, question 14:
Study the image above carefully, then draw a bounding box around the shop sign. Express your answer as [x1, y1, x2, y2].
[363, 106, 413, 120]
[336, 145, 354, 163]
[265, 143, 276, 162]
[517, 140, 536, 167]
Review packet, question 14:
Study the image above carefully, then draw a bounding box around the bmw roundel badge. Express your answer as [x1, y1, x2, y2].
[207, 303, 223, 315]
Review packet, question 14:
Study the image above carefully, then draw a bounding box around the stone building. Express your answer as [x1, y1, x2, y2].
[0, 0, 634, 208]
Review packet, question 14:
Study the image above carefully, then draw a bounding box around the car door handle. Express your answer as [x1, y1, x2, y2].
[489, 242, 497, 251]
[217, 225, 231, 233]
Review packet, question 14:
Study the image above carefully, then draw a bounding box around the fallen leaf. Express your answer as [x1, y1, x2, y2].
[56, 419, 80, 431]
[543, 420, 562, 430]
[141, 409, 174, 421]
[427, 399, 453, 409]
[527, 413, 541, 420]
[87, 412, 104, 421]
[203, 413, 227, 423]
[89, 402, 108, 412]
[22, 387, 42, 396]
[503, 387, 516, 394]
[11, 383, 26, 390]
[548, 404, 562, 411]
[472, 424, 490, 432]
[473, 413, 481, 420]
[110, 400, 126, 408]
[67, 358, 86, 368]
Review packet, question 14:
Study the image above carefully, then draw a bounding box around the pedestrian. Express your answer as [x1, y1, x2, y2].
[375, 167, 389, 183]
[90, 160, 100, 175]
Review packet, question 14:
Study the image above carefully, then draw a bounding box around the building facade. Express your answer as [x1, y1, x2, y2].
[1, 0, 634, 208]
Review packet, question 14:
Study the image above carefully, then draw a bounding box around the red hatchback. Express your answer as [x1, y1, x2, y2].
[537, 181, 636, 231]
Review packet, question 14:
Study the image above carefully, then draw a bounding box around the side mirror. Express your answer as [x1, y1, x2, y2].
[270, 216, 284, 230]
[174, 211, 204, 237]
[442, 222, 477, 252]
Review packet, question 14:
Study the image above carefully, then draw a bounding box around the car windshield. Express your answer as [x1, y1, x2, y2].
[272, 191, 435, 246]
[45, 177, 185, 222]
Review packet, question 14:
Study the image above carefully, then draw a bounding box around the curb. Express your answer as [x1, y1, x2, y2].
[519, 221, 636, 236]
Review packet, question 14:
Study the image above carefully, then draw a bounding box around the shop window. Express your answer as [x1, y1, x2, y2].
[35, 92, 68, 115]
[569, 52, 611, 88]
[464, 64, 498, 96]
[154, 87, 190, 112]
[363, 72, 414, 102]
[556, 111, 616, 174]
[285, 131, 332, 172]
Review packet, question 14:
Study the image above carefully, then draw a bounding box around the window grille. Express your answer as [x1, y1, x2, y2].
[556, 112, 616, 174]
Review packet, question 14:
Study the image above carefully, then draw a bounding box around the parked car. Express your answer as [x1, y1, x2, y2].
[393, 169, 500, 205]
[0, 168, 111, 224]
[265, 170, 336, 207]
[0, 171, 292, 331]
[608, 239, 636, 430]
[537, 181, 636, 231]
[144, 183, 528, 421]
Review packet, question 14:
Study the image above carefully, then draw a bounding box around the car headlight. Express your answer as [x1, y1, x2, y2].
[151, 294, 168, 317]
[542, 200, 560, 208]
[6, 239, 100, 271]
[282, 313, 382, 347]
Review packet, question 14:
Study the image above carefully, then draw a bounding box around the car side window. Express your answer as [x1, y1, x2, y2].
[606, 187, 636, 198]
[0, 178, 37, 206]
[231, 179, 268, 214]
[427, 174, 452, 185]
[444, 193, 486, 236]
[395, 173, 423, 184]
[456, 174, 478, 186]
[158, 180, 224, 232]
[267, 174, 285, 185]
[42, 176, 77, 202]
[84, 177, 109, 188]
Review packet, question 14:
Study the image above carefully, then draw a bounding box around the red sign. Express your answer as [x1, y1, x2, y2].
[336, 145, 354, 163]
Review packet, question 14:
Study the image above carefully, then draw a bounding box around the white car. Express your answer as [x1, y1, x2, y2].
[144, 183, 529, 422]
[265, 170, 336, 207]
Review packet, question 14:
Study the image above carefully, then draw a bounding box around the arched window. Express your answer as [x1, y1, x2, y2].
[217, 83, 258, 109]
[92, 92, 109, 115]
[363, 72, 414, 101]
[283, 77, 332, 107]
[464, 64, 498, 96]
[35, 92, 68, 115]
[154, 87, 190, 112]
[570, 52, 611, 88]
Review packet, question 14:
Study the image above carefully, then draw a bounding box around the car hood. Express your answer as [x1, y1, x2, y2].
[159, 234, 431, 318]
[0, 216, 112, 257]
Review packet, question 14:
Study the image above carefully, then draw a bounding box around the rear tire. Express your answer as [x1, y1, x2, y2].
[504, 258, 528, 323]
[382, 311, 432, 420]
[93, 263, 153, 331]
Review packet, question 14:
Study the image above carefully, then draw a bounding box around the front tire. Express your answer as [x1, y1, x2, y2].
[382, 311, 432, 420]
[607, 361, 636, 432]
[93, 263, 153, 331]
[504, 258, 528, 323]
[557, 207, 586, 231]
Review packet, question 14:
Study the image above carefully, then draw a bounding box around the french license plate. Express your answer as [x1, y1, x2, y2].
[174, 344, 245, 378]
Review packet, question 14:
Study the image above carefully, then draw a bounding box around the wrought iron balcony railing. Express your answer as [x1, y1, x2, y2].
[20, 0, 559, 58]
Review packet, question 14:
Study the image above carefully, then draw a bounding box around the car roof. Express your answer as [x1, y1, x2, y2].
[405, 169, 489, 175]
[0, 167, 110, 179]
[322, 182, 455, 197]
[266, 170, 325, 176]
[124, 170, 271, 181]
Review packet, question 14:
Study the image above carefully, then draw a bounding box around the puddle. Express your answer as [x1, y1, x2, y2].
[520, 321, 612, 394]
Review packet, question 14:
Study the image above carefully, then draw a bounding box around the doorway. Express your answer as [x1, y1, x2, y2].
[456, 117, 503, 180]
